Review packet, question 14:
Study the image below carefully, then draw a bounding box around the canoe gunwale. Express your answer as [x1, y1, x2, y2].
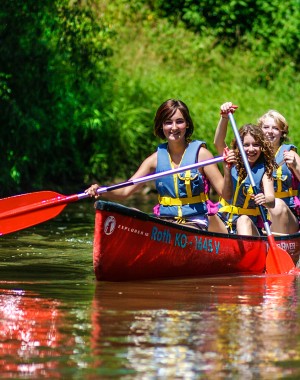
[94, 200, 269, 243]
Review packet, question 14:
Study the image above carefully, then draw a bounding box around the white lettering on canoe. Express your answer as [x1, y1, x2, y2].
[277, 242, 296, 253]
[117, 224, 149, 236]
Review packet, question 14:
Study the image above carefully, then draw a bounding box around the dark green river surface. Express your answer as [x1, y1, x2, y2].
[1, 196, 300, 379]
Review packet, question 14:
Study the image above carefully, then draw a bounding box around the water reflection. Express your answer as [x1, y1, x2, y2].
[0, 202, 96, 378]
[0, 288, 74, 378]
[1, 200, 300, 378]
[91, 275, 300, 378]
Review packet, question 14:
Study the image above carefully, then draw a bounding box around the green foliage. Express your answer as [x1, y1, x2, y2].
[147, 0, 300, 82]
[0, 0, 113, 193]
[1, 0, 300, 195]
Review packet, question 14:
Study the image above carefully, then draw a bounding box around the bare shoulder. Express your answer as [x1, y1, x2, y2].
[143, 151, 157, 170]
[130, 152, 158, 180]
[198, 146, 214, 161]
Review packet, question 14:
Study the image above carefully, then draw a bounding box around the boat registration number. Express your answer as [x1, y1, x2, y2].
[151, 226, 220, 254]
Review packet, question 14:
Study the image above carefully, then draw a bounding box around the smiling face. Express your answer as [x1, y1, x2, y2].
[162, 109, 188, 142]
[232, 123, 276, 181]
[154, 99, 194, 141]
[257, 110, 289, 150]
[260, 116, 282, 149]
[242, 133, 262, 167]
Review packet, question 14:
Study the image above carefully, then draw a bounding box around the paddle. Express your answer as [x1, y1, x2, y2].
[228, 112, 295, 274]
[0, 155, 224, 235]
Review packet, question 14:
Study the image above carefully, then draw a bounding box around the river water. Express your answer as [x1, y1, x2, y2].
[0, 197, 300, 379]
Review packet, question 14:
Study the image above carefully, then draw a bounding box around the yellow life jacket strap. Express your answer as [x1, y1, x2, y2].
[177, 170, 199, 198]
[243, 185, 253, 208]
[275, 160, 283, 193]
[219, 204, 261, 216]
[275, 188, 297, 198]
[219, 175, 260, 217]
[158, 193, 208, 206]
[219, 197, 229, 206]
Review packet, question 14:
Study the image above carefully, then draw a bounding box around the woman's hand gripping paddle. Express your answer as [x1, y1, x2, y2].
[228, 112, 295, 274]
[0, 155, 224, 235]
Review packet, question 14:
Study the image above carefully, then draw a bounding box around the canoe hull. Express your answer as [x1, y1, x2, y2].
[93, 201, 279, 281]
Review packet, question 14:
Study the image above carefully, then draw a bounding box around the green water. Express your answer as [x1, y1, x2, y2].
[0, 200, 300, 379]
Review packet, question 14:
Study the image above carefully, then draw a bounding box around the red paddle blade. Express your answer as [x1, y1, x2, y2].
[265, 235, 295, 274]
[0, 191, 79, 235]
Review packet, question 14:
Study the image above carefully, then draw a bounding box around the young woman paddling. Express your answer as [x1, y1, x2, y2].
[218, 123, 276, 236]
[215, 102, 300, 234]
[85, 99, 229, 232]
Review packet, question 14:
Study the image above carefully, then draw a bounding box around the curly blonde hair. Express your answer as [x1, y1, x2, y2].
[230, 124, 277, 181]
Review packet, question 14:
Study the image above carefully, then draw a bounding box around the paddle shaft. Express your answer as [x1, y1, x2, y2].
[96, 155, 224, 195]
[0, 155, 224, 234]
[1, 156, 224, 220]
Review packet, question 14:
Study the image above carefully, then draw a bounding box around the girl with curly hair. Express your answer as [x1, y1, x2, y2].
[217, 123, 276, 236]
[215, 102, 300, 234]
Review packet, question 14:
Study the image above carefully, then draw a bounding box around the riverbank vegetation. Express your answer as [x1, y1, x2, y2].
[1, 0, 300, 195]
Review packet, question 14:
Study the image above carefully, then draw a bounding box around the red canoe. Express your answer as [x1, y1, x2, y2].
[93, 201, 300, 281]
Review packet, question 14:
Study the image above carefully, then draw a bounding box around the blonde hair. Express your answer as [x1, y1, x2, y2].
[257, 110, 289, 143]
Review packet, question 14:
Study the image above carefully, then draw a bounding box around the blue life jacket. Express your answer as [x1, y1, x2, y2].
[218, 162, 266, 230]
[155, 140, 209, 217]
[274, 144, 297, 208]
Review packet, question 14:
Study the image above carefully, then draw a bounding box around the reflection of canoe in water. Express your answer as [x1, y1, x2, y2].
[90, 276, 297, 378]
[93, 201, 300, 281]
[0, 289, 73, 377]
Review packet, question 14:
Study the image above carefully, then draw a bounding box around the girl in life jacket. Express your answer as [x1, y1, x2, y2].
[85, 99, 229, 232]
[215, 103, 300, 234]
[218, 124, 276, 236]
[257, 110, 300, 234]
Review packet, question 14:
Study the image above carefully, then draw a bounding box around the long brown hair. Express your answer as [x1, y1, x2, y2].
[230, 124, 277, 181]
[154, 99, 194, 141]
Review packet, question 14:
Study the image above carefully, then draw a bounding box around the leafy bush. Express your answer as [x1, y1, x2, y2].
[1, 0, 300, 195]
[0, 0, 113, 193]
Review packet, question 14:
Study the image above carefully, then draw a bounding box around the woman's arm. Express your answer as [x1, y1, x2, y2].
[214, 102, 237, 155]
[221, 165, 234, 202]
[256, 174, 275, 209]
[200, 147, 233, 201]
[214, 117, 229, 155]
[283, 149, 300, 182]
[85, 152, 157, 200]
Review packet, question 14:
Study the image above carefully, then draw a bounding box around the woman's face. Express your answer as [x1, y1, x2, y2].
[162, 109, 187, 142]
[242, 133, 262, 167]
[260, 116, 282, 148]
